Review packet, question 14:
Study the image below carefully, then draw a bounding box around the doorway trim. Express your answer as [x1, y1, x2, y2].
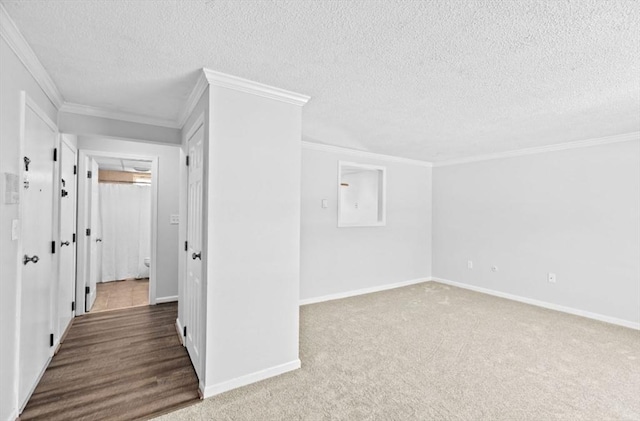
[75, 149, 159, 315]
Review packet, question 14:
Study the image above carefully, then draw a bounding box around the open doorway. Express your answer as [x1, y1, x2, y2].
[76, 150, 159, 315]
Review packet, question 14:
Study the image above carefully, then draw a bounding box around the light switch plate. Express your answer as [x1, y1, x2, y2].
[321, 199, 328, 209]
[170, 214, 180, 225]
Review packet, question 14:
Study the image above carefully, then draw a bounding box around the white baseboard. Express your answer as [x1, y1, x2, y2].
[201, 359, 301, 399]
[156, 295, 178, 304]
[6, 408, 18, 421]
[175, 318, 185, 345]
[430, 277, 640, 330]
[300, 277, 429, 306]
[19, 355, 51, 413]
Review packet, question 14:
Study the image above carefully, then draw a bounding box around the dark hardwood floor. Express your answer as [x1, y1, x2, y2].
[21, 303, 200, 421]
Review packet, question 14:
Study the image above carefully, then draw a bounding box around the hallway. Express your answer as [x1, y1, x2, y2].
[21, 303, 199, 421]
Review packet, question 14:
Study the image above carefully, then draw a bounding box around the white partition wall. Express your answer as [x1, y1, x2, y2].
[180, 70, 309, 397]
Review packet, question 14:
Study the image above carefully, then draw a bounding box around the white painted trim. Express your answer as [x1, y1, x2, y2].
[177, 72, 209, 129]
[148, 158, 159, 305]
[184, 113, 205, 143]
[75, 150, 159, 313]
[59, 102, 180, 129]
[175, 318, 185, 346]
[302, 141, 433, 167]
[433, 132, 640, 167]
[6, 408, 18, 421]
[14, 92, 27, 418]
[203, 68, 310, 107]
[18, 356, 51, 413]
[201, 359, 301, 399]
[299, 278, 429, 306]
[429, 277, 640, 330]
[0, 4, 64, 108]
[337, 161, 387, 228]
[156, 295, 178, 304]
[24, 94, 58, 132]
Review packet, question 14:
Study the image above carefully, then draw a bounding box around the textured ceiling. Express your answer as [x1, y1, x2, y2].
[3, 0, 639, 161]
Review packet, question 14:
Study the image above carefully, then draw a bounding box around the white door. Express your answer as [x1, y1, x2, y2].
[85, 159, 101, 311]
[57, 137, 77, 336]
[185, 122, 204, 378]
[19, 96, 57, 408]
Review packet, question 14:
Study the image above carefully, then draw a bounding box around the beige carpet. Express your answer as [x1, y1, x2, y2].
[155, 282, 640, 421]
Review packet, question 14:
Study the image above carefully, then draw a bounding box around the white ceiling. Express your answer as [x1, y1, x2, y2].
[3, 0, 639, 161]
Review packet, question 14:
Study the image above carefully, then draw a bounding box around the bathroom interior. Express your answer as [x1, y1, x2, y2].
[89, 157, 153, 313]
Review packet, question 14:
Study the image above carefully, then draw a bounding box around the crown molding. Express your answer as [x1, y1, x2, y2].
[433, 132, 640, 167]
[302, 141, 433, 167]
[0, 3, 64, 108]
[203, 68, 311, 107]
[176, 70, 209, 129]
[59, 102, 180, 129]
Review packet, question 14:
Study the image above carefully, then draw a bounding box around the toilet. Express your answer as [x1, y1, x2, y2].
[144, 257, 150, 268]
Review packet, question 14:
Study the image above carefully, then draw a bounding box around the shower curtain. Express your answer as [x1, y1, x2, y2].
[99, 183, 151, 282]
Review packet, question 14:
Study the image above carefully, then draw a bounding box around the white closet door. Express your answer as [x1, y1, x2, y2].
[57, 137, 77, 337]
[185, 121, 204, 379]
[19, 96, 57, 409]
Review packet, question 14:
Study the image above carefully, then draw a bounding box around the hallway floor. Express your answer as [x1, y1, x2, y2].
[21, 303, 199, 421]
[91, 278, 149, 312]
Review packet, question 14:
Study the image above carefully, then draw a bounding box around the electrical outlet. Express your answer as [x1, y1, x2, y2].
[491, 266, 498, 272]
[548, 273, 556, 283]
[169, 214, 180, 225]
[467, 260, 473, 269]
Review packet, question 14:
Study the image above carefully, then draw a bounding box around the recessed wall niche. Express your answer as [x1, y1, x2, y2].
[338, 161, 386, 227]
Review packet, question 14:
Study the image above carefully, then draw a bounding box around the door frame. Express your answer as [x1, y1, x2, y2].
[16, 91, 59, 411]
[75, 149, 159, 315]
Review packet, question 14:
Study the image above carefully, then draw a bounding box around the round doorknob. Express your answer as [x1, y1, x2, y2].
[61, 241, 70, 247]
[96, 238, 102, 242]
[23, 255, 39, 265]
[192, 252, 201, 260]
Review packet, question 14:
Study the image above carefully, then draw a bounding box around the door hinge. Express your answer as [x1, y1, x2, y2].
[53, 148, 57, 162]
[71, 301, 75, 311]
[49, 333, 54, 347]
[51, 241, 56, 254]
[87, 170, 92, 179]
[73, 165, 77, 175]
[186, 155, 189, 166]
[85, 286, 90, 294]
[184, 241, 188, 251]
[72, 233, 76, 243]
[183, 326, 187, 337]
[86, 228, 91, 236]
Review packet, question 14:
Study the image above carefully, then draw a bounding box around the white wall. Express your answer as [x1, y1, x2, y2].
[300, 145, 432, 301]
[59, 112, 181, 145]
[76, 136, 181, 300]
[433, 140, 640, 326]
[203, 85, 302, 394]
